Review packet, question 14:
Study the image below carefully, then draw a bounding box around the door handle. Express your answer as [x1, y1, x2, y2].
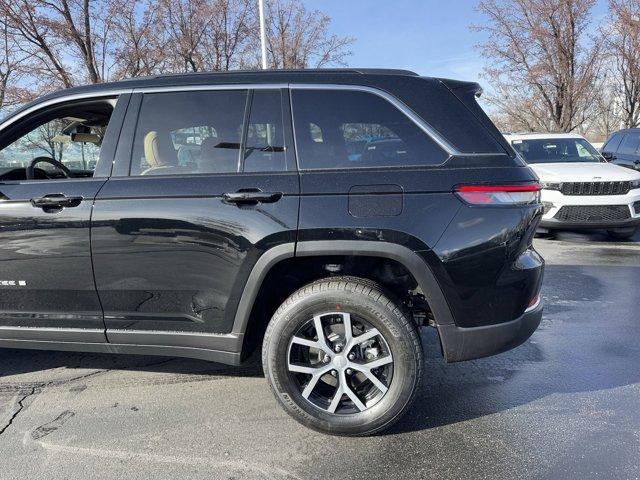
[223, 189, 283, 205]
[31, 194, 83, 210]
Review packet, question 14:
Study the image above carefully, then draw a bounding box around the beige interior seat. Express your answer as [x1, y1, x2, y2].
[141, 131, 179, 175]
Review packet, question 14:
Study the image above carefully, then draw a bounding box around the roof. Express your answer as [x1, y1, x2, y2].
[608, 128, 640, 134]
[503, 132, 585, 141]
[1, 68, 481, 129]
[30, 68, 420, 99]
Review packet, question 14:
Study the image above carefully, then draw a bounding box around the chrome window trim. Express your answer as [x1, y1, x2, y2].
[0, 89, 132, 133]
[133, 83, 289, 94]
[289, 82, 460, 157]
[0, 82, 505, 158]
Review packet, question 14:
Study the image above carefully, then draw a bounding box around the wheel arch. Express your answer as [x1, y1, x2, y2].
[231, 240, 456, 355]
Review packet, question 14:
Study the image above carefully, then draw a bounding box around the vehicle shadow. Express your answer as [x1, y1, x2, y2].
[0, 348, 265, 383]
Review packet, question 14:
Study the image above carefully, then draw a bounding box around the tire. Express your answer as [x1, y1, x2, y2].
[606, 227, 637, 240]
[262, 276, 422, 436]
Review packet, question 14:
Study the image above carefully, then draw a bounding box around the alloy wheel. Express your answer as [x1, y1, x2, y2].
[286, 312, 394, 414]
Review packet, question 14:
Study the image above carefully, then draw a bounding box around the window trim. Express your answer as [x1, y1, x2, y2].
[122, 88, 292, 178]
[0, 93, 128, 179]
[289, 83, 459, 163]
[0, 81, 502, 179]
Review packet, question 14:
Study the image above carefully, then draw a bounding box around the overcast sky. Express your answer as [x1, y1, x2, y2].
[317, 0, 609, 85]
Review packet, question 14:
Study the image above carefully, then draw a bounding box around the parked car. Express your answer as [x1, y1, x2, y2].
[504, 133, 640, 239]
[601, 128, 640, 171]
[0, 69, 544, 435]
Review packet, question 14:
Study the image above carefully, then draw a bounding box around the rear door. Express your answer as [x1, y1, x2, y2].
[0, 94, 128, 337]
[91, 87, 299, 346]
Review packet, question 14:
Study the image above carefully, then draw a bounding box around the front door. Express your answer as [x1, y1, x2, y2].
[0, 95, 128, 336]
[91, 88, 299, 345]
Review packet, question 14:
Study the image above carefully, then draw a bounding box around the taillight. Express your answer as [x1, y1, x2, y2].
[454, 183, 542, 205]
[525, 293, 541, 312]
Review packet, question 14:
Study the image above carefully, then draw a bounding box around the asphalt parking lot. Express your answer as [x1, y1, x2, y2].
[0, 230, 638, 480]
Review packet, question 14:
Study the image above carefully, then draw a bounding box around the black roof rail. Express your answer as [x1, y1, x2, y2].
[149, 68, 419, 80]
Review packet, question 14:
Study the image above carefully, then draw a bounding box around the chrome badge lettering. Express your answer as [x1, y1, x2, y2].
[0, 280, 27, 286]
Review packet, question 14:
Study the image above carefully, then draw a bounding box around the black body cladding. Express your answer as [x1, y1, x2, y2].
[0, 69, 543, 364]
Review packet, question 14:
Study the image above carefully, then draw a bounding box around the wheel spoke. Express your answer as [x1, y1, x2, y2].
[341, 312, 353, 344]
[291, 336, 322, 349]
[355, 367, 389, 394]
[363, 354, 393, 370]
[341, 372, 366, 411]
[301, 366, 333, 398]
[327, 386, 344, 413]
[353, 327, 381, 345]
[287, 363, 317, 375]
[313, 315, 331, 351]
[346, 327, 382, 351]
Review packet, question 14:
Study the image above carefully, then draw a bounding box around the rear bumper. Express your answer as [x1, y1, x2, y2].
[436, 301, 543, 362]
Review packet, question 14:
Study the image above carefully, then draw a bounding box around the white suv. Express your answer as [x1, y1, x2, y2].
[504, 133, 640, 239]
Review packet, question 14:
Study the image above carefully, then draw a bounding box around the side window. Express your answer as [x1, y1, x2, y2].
[130, 90, 247, 176]
[603, 133, 623, 153]
[291, 89, 448, 169]
[243, 90, 286, 172]
[618, 133, 640, 155]
[0, 100, 115, 179]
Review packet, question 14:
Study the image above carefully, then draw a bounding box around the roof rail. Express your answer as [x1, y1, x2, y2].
[151, 68, 419, 80]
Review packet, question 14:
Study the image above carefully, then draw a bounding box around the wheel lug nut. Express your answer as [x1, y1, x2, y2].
[334, 344, 342, 353]
[348, 352, 355, 360]
[322, 354, 330, 363]
[330, 370, 337, 377]
[346, 368, 353, 375]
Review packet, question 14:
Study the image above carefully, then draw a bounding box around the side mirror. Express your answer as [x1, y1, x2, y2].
[602, 151, 614, 161]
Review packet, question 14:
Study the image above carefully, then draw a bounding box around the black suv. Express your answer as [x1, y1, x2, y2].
[0, 69, 544, 435]
[602, 128, 640, 170]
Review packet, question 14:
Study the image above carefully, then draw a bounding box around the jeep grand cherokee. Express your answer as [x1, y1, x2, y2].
[0, 69, 544, 435]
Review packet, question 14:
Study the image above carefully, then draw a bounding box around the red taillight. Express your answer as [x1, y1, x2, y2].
[454, 183, 542, 205]
[525, 293, 541, 312]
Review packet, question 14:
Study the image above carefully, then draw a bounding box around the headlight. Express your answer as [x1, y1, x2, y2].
[541, 182, 562, 191]
[631, 179, 640, 190]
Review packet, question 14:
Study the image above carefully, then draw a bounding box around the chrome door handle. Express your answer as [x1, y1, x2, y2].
[223, 190, 283, 205]
[31, 194, 83, 210]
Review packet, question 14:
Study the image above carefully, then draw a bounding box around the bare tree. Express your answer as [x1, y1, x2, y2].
[0, 16, 30, 112]
[587, 77, 622, 139]
[259, 0, 354, 69]
[111, 0, 168, 78]
[475, 0, 602, 132]
[156, 0, 212, 72]
[604, 0, 640, 128]
[0, 0, 75, 89]
[0, 0, 354, 107]
[23, 119, 67, 161]
[207, 0, 253, 71]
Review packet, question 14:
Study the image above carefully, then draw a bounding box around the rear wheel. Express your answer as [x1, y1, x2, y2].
[262, 277, 422, 436]
[606, 227, 637, 240]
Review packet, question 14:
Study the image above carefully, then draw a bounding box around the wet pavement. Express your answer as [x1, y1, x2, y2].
[0, 229, 638, 479]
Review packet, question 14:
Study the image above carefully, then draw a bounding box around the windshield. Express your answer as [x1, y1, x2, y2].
[510, 138, 604, 164]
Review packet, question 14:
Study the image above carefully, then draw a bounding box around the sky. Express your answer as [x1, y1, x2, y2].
[315, 0, 610, 85]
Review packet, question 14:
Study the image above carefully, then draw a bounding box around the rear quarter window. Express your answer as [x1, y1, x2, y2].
[291, 89, 448, 170]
